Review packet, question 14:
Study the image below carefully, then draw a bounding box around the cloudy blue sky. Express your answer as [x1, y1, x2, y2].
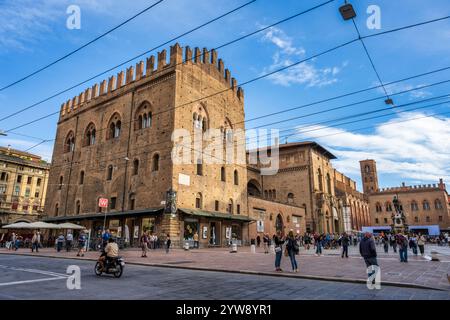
[0, 0, 449, 191]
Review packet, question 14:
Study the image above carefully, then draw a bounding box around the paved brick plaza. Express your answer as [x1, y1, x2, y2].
[1, 244, 449, 291]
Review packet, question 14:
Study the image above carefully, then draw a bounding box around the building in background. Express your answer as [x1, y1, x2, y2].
[0, 146, 50, 226]
[247, 142, 349, 235]
[333, 169, 370, 233]
[360, 159, 450, 233]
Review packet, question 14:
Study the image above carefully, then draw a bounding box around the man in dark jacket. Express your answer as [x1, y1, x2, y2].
[341, 233, 350, 258]
[359, 232, 378, 282]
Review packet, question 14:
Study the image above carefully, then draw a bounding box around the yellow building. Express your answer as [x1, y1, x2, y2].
[0, 146, 50, 226]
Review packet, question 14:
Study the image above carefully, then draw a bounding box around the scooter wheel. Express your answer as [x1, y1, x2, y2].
[94, 262, 102, 276]
[113, 265, 123, 278]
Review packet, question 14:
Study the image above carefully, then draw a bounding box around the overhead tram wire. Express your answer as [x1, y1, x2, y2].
[0, 0, 165, 92]
[46, 102, 450, 174]
[0, 0, 333, 124]
[349, 7, 393, 105]
[0, 0, 258, 123]
[8, 66, 450, 151]
[6, 15, 450, 164]
[275, 99, 450, 141]
[45, 91, 450, 171]
[249, 96, 450, 139]
[37, 104, 450, 184]
[24, 139, 52, 152]
[286, 108, 450, 142]
[248, 78, 450, 129]
[3, 13, 450, 134]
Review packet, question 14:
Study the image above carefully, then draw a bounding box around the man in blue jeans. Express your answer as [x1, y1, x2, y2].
[397, 233, 408, 262]
[315, 234, 322, 256]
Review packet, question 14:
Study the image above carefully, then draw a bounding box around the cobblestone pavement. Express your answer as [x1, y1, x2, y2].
[1, 244, 449, 290]
[0, 255, 449, 300]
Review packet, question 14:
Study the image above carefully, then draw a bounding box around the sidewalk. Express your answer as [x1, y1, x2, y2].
[1, 245, 449, 291]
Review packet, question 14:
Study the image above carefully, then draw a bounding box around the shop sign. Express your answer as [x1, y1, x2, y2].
[225, 227, 231, 239]
[257, 220, 264, 233]
[98, 198, 108, 208]
[133, 226, 139, 239]
[202, 226, 208, 239]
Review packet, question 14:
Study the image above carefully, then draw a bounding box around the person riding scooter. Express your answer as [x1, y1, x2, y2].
[99, 237, 119, 271]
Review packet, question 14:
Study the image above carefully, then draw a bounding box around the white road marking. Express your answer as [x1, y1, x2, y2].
[0, 277, 67, 287]
[0, 264, 68, 278]
[0, 264, 70, 287]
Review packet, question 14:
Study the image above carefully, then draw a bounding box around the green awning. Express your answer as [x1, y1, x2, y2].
[43, 208, 164, 222]
[179, 208, 254, 222]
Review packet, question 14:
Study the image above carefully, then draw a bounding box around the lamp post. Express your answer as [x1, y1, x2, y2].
[0, 131, 7, 136]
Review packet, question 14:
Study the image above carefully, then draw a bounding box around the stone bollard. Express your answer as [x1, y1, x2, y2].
[251, 244, 256, 254]
[230, 243, 238, 253]
[183, 242, 190, 251]
[430, 250, 439, 261]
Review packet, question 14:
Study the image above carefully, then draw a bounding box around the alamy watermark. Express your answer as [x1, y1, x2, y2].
[366, 5, 381, 30]
[366, 265, 381, 290]
[66, 5, 81, 30]
[66, 265, 81, 290]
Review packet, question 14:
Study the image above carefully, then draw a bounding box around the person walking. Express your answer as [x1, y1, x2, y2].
[165, 234, 171, 253]
[285, 231, 299, 272]
[274, 231, 284, 272]
[9, 233, 16, 251]
[315, 233, 323, 256]
[263, 233, 269, 254]
[56, 233, 65, 252]
[341, 232, 350, 258]
[193, 232, 199, 249]
[417, 234, 426, 256]
[303, 233, 310, 250]
[15, 235, 22, 251]
[391, 234, 397, 253]
[382, 234, 389, 253]
[256, 235, 261, 248]
[66, 231, 73, 252]
[77, 231, 86, 257]
[359, 232, 379, 283]
[140, 231, 149, 257]
[410, 234, 418, 255]
[31, 231, 41, 253]
[397, 233, 408, 263]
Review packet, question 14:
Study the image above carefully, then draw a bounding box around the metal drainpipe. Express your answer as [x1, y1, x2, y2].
[63, 115, 79, 217]
[121, 90, 135, 212]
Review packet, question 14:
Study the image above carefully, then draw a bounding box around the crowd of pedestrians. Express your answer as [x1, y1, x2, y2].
[251, 230, 450, 273]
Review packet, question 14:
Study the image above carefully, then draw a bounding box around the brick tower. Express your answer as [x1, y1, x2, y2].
[360, 159, 379, 194]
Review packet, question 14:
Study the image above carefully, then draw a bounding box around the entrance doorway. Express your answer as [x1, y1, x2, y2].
[209, 222, 220, 246]
[275, 214, 283, 233]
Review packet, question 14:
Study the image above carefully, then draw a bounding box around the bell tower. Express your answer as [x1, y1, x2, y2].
[359, 159, 379, 194]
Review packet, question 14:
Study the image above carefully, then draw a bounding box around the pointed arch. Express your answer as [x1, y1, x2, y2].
[64, 131, 75, 153]
[107, 112, 122, 139]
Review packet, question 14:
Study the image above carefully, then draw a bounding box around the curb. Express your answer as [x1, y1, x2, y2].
[1, 252, 445, 291]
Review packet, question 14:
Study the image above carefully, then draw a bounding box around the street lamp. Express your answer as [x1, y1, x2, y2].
[0, 130, 7, 136]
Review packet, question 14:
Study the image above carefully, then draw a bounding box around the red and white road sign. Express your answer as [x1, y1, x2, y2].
[98, 198, 108, 208]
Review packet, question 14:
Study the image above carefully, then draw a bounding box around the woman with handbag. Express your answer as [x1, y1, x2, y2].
[274, 231, 284, 272]
[285, 231, 299, 272]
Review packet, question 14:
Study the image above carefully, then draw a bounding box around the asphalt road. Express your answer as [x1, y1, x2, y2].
[0, 254, 449, 300]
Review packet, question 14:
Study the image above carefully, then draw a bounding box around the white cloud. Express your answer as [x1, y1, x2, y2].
[260, 26, 345, 87]
[294, 112, 450, 183]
